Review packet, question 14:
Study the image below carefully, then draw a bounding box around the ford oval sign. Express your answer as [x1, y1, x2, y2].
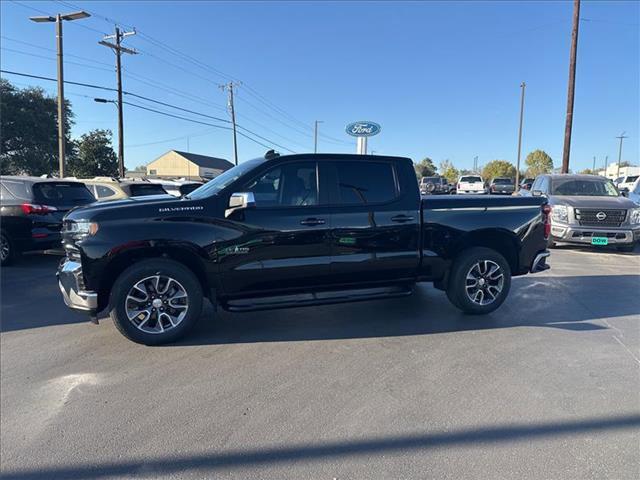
[346, 121, 381, 137]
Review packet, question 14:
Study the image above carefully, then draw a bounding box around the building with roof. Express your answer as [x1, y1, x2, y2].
[146, 150, 234, 180]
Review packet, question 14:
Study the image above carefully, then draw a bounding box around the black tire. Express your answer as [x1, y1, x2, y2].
[446, 247, 512, 315]
[616, 244, 635, 253]
[109, 258, 203, 345]
[0, 231, 18, 267]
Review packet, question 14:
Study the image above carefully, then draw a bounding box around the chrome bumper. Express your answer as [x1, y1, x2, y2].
[57, 259, 97, 312]
[531, 250, 551, 273]
[551, 225, 640, 245]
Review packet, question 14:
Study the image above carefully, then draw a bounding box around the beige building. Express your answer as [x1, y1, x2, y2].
[146, 150, 234, 180]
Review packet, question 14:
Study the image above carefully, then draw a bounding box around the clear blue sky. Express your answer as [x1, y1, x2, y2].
[1, 0, 638, 172]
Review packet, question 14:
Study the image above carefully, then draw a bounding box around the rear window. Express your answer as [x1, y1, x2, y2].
[460, 176, 482, 183]
[625, 176, 639, 183]
[334, 161, 397, 205]
[422, 177, 445, 184]
[128, 184, 168, 197]
[493, 178, 513, 185]
[32, 182, 95, 206]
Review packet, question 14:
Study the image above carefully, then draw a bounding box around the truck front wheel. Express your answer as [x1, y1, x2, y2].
[446, 247, 511, 315]
[109, 259, 203, 345]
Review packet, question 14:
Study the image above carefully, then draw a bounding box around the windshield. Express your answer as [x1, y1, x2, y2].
[188, 158, 265, 199]
[551, 178, 619, 196]
[460, 176, 482, 183]
[624, 175, 639, 183]
[493, 178, 513, 185]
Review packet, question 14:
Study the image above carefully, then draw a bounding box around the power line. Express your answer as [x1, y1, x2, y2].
[1, 36, 114, 67]
[1, 70, 296, 153]
[1, 47, 115, 72]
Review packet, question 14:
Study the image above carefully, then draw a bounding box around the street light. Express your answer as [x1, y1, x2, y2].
[29, 10, 91, 178]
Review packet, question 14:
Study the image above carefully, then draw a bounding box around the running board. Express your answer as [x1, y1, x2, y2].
[222, 284, 414, 312]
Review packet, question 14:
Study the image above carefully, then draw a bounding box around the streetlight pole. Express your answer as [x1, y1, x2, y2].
[30, 10, 91, 178]
[515, 81, 526, 189]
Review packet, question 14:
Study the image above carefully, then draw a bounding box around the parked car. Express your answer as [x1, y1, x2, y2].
[488, 177, 515, 195]
[627, 178, 640, 205]
[146, 179, 203, 197]
[456, 175, 487, 194]
[0, 176, 96, 265]
[616, 175, 639, 193]
[420, 176, 448, 195]
[58, 152, 551, 345]
[82, 177, 170, 201]
[519, 178, 535, 193]
[530, 174, 640, 251]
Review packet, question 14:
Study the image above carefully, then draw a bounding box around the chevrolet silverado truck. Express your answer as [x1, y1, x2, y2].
[58, 152, 551, 345]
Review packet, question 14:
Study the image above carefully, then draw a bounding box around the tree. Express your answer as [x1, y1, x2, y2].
[525, 150, 554, 177]
[439, 159, 459, 183]
[0, 79, 74, 176]
[482, 160, 517, 180]
[132, 164, 147, 173]
[414, 157, 437, 178]
[67, 130, 118, 178]
[579, 168, 595, 175]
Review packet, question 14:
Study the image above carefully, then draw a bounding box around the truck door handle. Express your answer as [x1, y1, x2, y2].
[300, 217, 326, 226]
[391, 215, 414, 223]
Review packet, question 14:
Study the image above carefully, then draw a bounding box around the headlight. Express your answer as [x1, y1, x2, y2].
[67, 220, 99, 239]
[630, 208, 640, 225]
[551, 205, 569, 223]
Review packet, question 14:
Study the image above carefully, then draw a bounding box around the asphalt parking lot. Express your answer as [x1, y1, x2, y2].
[1, 246, 639, 479]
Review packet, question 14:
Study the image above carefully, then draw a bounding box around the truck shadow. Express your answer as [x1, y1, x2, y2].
[176, 273, 640, 346]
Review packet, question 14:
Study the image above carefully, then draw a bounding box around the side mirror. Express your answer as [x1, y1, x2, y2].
[532, 190, 544, 197]
[225, 192, 256, 218]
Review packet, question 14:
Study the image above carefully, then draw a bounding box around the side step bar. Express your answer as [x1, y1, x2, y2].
[221, 284, 414, 312]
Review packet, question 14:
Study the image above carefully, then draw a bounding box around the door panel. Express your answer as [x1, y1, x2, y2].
[326, 160, 420, 284]
[218, 161, 332, 296]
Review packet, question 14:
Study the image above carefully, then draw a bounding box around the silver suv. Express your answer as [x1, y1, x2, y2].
[531, 174, 640, 252]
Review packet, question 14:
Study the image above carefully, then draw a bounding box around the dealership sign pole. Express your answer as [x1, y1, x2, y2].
[346, 121, 381, 154]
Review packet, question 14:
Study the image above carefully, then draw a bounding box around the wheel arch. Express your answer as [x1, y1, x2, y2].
[450, 229, 520, 273]
[96, 244, 212, 312]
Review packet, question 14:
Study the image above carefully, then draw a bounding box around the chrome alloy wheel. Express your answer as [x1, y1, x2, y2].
[0, 234, 9, 263]
[465, 260, 504, 306]
[125, 275, 189, 334]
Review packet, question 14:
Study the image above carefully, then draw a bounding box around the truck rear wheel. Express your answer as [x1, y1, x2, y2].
[0, 231, 18, 267]
[446, 247, 511, 315]
[109, 259, 203, 345]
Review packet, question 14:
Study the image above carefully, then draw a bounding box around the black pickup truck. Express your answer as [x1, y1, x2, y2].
[58, 152, 551, 345]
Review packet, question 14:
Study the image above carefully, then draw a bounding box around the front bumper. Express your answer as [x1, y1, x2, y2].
[57, 259, 97, 312]
[550, 224, 640, 245]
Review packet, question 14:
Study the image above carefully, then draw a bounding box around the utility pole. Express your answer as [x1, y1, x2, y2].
[29, 10, 90, 178]
[220, 82, 240, 165]
[100, 27, 137, 178]
[615, 132, 628, 179]
[604, 155, 609, 178]
[592, 156, 596, 173]
[314, 120, 324, 153]
[515, 81, 526, 189]
[561, 0, 581, 174]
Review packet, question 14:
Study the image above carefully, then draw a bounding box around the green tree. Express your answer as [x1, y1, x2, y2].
[67, 130, 118, 178]
[525, 149, 554, 177]
[414, 157, 437, 178]
[0, 79, 74, 176]
[579, 168, 595, 175]
[132, 164, 147, 173]
[482, 160, 517, 180]
[439, 159, 459, 183]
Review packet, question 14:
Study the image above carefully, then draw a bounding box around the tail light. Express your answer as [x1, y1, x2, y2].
[542, 204, 551, 239]
[457, 183, 461, 189]
[491, 185, 496, 191]
[21, 203, 58, 215]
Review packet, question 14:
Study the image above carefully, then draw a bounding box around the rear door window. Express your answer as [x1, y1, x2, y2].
[332, 161, 397, 205]
[32, 182, 95, 206]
